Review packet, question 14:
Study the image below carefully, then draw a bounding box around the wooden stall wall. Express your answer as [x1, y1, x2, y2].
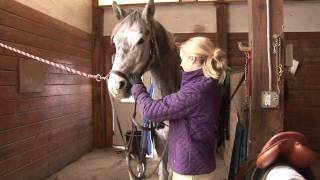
[0, 1, 93, 179]
[284, 32, 320, 151]
[224, 32, 320, 154]
[224, 32, 320, 168]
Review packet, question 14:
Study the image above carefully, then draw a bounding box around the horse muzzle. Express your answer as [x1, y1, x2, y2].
[107, 71, 132, 99]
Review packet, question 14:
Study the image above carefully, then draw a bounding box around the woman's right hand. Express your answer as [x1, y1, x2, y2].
[127, 74, 143, 85]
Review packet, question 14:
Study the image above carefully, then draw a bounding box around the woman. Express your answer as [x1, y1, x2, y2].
[128, 37, 227, 179]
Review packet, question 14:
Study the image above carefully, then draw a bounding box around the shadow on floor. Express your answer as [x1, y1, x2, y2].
[310, 152, 320, 180]
[47, 148, 227, 180]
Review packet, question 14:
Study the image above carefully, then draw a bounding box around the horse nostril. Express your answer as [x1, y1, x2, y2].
[119, 81, 126, 89]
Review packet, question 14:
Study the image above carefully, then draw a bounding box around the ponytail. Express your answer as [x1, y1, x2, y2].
[180, 37, 228, 84]
[202, 48, 228, 84]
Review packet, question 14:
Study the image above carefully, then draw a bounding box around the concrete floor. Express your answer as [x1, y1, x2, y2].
[47, 148, 227, 180]
[310, 153, 320, 180]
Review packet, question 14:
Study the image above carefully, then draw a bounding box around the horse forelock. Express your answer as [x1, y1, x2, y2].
[111, 10, 150, 43]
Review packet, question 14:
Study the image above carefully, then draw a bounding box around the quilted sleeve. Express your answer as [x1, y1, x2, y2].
[131, 84, 202, 122]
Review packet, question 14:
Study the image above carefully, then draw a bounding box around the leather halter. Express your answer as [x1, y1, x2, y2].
[109, 70, 130, 82]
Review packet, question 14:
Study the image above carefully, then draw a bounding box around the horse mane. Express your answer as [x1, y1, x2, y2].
[148, 20, 181, 97]
[152, 20, 177, 54]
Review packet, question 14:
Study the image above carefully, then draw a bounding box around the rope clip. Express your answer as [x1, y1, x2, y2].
[95, 74, 108, 82]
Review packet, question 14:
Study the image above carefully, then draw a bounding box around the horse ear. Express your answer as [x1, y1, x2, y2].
[142, 0, 155, 20]
[112, 1, 125, 20]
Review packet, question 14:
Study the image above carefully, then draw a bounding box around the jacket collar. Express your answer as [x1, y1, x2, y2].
[181, 69, 203, 86]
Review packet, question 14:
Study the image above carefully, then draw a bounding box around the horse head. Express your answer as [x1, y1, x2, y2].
[108, 0, 156, 99]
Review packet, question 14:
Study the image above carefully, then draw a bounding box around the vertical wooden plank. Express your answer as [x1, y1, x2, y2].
[284, 32, 320, 151]
[104, 40, 113, 147]
[215, 2, 229, 61]
[247, 0, 284, 161]
[92, 0, 107, 148]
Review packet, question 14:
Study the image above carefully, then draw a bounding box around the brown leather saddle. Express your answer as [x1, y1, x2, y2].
[256, 131, 317, 169]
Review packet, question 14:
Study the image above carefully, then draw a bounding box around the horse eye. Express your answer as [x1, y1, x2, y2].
[137, 38, 144, 45]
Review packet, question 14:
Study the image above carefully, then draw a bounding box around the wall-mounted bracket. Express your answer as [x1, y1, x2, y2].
[238, 41, 252, 53]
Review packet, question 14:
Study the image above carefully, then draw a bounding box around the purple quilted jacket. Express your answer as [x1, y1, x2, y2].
[131, 69, 221, 175]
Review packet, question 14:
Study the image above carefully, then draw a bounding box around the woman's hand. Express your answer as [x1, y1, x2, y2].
[127, 74, 143, 85]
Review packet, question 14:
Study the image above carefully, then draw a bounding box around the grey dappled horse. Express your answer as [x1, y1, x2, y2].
[107, 0, 181, 179]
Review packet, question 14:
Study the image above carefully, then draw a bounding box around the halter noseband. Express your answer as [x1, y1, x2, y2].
[109, 70, 130, 82]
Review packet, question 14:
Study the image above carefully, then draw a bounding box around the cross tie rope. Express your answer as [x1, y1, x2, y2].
[0, 42, 107, 82]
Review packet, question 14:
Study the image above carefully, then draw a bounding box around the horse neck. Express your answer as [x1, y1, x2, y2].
[149, 22, 181, 99]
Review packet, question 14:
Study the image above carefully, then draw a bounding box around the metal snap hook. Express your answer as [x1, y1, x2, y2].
[95, 74, 102, 82]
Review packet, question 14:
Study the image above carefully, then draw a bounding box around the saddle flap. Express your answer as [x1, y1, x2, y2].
[261, 131, 307, 153]
[287, 141, 316, 168]
[256, 131, 316, 169]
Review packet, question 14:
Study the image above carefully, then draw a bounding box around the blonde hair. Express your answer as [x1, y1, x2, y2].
[180, 37, 228, 84]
